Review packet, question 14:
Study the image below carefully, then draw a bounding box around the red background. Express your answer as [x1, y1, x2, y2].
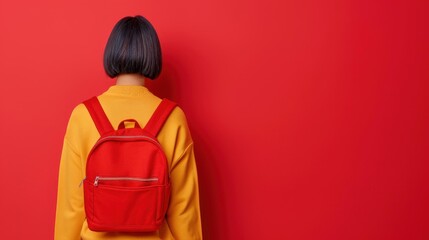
[0, 0, 428, 239]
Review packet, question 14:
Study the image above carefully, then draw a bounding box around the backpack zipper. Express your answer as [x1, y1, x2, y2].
[94, 176, 159, 186]
[96, 135, 161, 148]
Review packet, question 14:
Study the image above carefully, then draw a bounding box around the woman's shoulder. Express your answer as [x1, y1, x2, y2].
[150, 98, 193, 145]
[67, 102, 91, 125]
[168, 103, 188, 125]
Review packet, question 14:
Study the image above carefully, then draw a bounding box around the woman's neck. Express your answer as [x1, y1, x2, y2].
[115, 74, 146, 86]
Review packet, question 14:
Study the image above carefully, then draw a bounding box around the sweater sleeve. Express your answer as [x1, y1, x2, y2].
[54, 115, 85, 239]
[166, 142, 203, 240]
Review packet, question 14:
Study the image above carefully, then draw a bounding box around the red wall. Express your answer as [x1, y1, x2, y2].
[1, 0, 428, 239]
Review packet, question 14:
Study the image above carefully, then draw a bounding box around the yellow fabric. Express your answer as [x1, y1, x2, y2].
[54, 85, 202, 240]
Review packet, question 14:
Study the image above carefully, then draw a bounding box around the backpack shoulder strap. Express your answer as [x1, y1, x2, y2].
[83, 96, 115, 136]
[144, 98, 177, 137]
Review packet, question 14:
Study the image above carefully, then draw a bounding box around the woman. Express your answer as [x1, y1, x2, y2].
[54, 15, 203, 240]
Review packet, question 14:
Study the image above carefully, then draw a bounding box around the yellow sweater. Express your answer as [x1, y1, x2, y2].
[54, 85, 202, 240]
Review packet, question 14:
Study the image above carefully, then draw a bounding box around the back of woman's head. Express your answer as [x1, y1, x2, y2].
[103, 15, 162, 80]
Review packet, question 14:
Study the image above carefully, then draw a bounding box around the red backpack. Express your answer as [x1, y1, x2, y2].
[81, 96, 177, 232]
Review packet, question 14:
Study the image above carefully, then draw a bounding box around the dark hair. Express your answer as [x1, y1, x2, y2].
[103, 15, 162, 79]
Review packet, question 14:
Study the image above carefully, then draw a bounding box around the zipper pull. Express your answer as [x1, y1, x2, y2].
[94, 176, 100, 186]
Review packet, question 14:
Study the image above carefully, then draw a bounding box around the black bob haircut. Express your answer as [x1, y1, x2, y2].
[103, 15, 162, 80]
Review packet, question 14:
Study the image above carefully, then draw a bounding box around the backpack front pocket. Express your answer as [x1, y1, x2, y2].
[86, 176, 164, 232]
